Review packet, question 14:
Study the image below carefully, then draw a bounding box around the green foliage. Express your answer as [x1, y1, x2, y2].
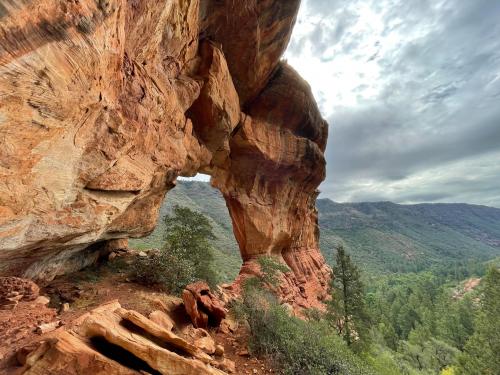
[257, 255, 290, 287]
[398, 337, 459, 374]
[233, 271, 374, 375]
[132, 205, 217, 294]
[249, 303, 374, 375]
[440, 367, 456, 375]
[328, 245, 370, 350]
[435, 295, 475, 350]
[231, 255, 290, 323]
[455, 267, 500, 375]
[318, 200, 500, 276]
[364, 269, 484, 375]
[230, 254, 374, 374]
[365, 351, 402, 375]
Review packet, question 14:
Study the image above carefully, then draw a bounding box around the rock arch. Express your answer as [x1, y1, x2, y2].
[0, 0, 330, 308]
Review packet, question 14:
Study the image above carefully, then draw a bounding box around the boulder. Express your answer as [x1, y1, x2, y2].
[194, 335, 216, 355]
[35, 321, 62, 334]
[149, 310, 175, 331]
[33, 296, 51, 306]
[182, 282, 226, 329]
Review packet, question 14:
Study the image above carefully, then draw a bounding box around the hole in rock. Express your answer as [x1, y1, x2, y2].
[177, 173, 211, 182]
[129, 173, 242, 283]
[88, 336, 161, 374]
[119, 318, 191, 358]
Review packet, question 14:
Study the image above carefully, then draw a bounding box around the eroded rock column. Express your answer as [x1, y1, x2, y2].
[212, 64, 331, 309]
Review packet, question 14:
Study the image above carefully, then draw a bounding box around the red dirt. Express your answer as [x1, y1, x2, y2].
[0, 302, 57, 363]
[0, 256, 277, 374]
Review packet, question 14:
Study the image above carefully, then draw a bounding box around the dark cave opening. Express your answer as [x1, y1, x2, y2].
[88, 336, 162, 374]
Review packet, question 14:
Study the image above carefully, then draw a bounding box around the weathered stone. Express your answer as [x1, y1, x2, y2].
[0, 0, 330, 309]
[33, 296, 50, 306]
[201, 0, 301, 104]
[188, 41, 240, 169]
[22, 333, 136, 374]
[237, 349, 250, 357]
[35, 321, 62, 334]
[215, 344, 224, 357]
[16, 342, 45, 366]
[183, 281, 226, 329]
[212, 64, 331, 310]
[58, 303, 70, 314]
[21, 301, 228, 374]
[149, 309, 175, 331]
[103, 239, 129, 253]
[183, 288, 208, 329]
[0, 0, 205, 282]
[195, 335, 216, 355]
[44, 283, 83, 303]
[0, 277, 39, 309]
[218, 318, 238, 334]
[216, 358, 235, 374]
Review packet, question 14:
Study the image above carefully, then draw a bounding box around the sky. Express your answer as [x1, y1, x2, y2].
[284, 0, 500, 207]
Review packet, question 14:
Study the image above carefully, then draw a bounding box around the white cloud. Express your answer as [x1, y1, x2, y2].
[286, 0, 500, 207]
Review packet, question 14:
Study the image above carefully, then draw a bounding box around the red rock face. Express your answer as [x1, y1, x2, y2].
[0, 0, 330, 308]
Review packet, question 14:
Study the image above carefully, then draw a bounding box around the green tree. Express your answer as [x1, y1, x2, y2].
[456, 267, 500, 375]
[328, 245, 370, 349]
[436, 294, 475, 350]
[133, 205, 217, 293]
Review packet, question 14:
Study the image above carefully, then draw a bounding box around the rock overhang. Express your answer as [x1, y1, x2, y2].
[0, 0, 330, 309]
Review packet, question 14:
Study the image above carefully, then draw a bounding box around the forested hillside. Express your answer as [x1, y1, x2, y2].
[132, 181, 500, 278]
[318, 200, 500, 274]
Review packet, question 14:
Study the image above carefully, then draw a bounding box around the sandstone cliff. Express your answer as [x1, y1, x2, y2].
[0, 0, 330, 308]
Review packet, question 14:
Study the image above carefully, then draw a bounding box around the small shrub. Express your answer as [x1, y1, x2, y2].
[132, 251, 196, 293]
[241, 291, 373, 374]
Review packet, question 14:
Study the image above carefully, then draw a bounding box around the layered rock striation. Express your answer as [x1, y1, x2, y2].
[18, 301, 231, 374]
[0, 0, 330, 308]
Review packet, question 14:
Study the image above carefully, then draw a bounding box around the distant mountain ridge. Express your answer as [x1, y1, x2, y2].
[317, 199, 500, 274]
[132, 181, 500, 276]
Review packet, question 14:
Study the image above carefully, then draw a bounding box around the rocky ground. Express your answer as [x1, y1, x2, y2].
[0, 251, 275, 374]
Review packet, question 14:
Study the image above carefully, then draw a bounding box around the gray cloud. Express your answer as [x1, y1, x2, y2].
[288, 0, 500, 207]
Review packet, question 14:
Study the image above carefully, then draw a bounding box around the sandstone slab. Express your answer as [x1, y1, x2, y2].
[20, 301, 229, 375]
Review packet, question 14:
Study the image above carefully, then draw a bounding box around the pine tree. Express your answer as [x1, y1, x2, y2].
[132, 205, 218, 293]
[455, 267, 500, 375]
[328, 245, 370, 350]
